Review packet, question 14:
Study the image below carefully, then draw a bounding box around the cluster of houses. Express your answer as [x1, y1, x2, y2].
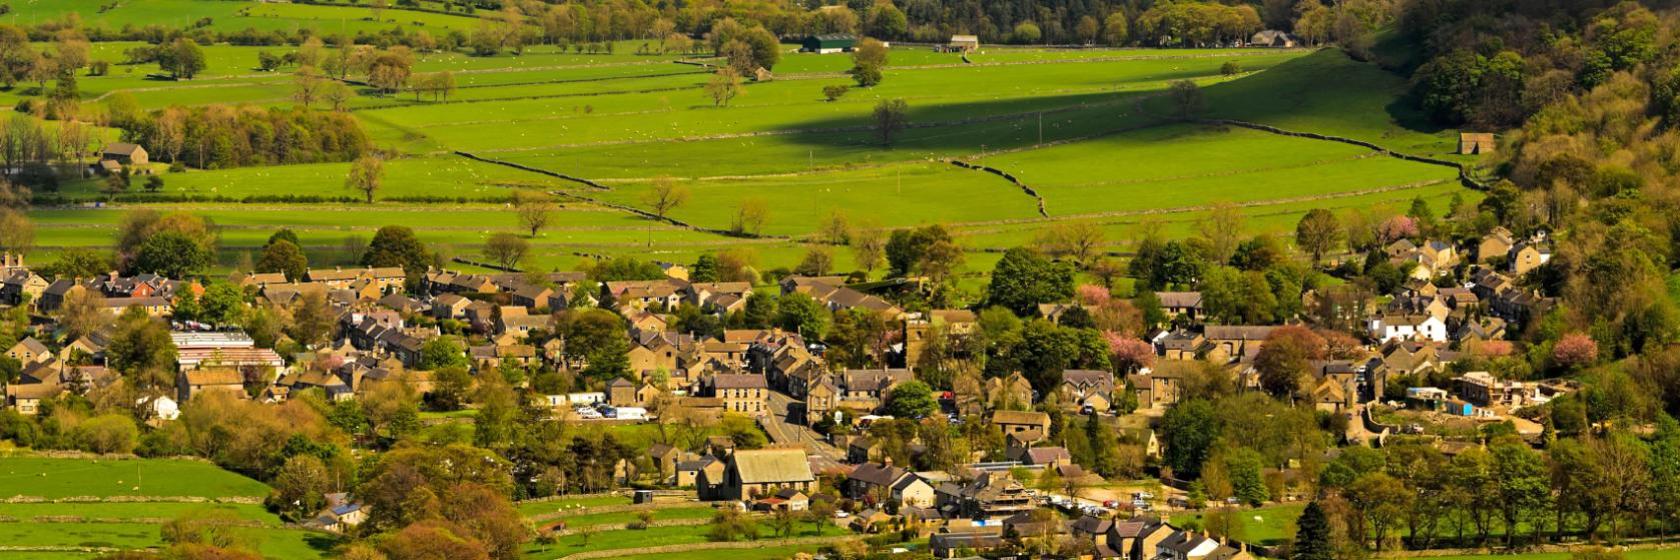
[0, 221, 1573, 551]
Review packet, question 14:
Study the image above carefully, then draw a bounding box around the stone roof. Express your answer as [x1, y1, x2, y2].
[729, 448, 814, 484]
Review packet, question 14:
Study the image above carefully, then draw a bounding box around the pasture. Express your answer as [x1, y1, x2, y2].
[0, 10, 1478, 279]
[0, 456, 268, 500]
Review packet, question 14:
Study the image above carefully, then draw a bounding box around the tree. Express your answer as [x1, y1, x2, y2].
[0, 208, 31, 255]
[1291, 501, 1334, 560]
[346, 155, 384, 203]
[1255, 326, 1326, 400]
[986, 248, 1075, 316]
[822, 84, 849, 102]
[776, 293, 830, 339]
[732, 198, 769, 236]
[1169, 80, 1203, 117]
[886, 380, 936, 418]
[872, 98, 909, 146]
[849, 38, 888, 87]
[1295, 208, 1341, 263]
[271, 455, 331, 521]
[293, 66, 325, 109]
[419, 337, 469, 370]
[1554, 333, 1599, 370]
[642, 178, 689, 219]
[513, 192, 556, 237]
[362, 225, 430, 276]
[482, 233, 528, 270]
[795, 247, 833, 276]
[256, 239, 308, 281]
[851, 222, 886, 273]
[705, 68, 743, 107]
[77, 414, 138, 454]
[1013, 21, 1043, 44]
[160, 38, 207, 79]
[1104, 12, 1132, 45]
[107, 309, 178, 391]
[1161, 399, 1217, 478]
[135, 231, 213, 278]
[287, 290, 336, 348]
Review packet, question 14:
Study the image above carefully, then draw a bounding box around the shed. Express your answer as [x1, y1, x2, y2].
[802, 34, 857, 54]
[1459, 132, 1496, 155]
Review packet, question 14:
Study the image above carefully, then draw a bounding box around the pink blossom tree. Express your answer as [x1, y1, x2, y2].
[1552, 333, 1598, 370]
[1377, 215, 1419, 244]
[1105, 331, 1155, 373]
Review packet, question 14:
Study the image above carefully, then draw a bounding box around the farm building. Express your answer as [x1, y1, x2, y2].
[1250, 30, 1299, 47]
[101, 142, 148, 166]
[943, 34, 980, 52]
[1459, 132, 1495, 155]
[802, 34, 857, 53]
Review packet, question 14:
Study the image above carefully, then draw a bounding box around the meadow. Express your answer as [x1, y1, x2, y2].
[1, 0, 1482, 279]
[0, 455, 336, 560]
[0, 456, 268, 500]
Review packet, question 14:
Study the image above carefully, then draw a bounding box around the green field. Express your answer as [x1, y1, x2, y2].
[0, 456, 335, 560]
[521, 520, 850, 558]
[0, 457, 269, 500]
[1172, 503, 1305, 547]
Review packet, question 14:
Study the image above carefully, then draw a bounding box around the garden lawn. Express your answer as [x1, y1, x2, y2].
[0, 457, 268, 500]
[609, 544, 834, 560]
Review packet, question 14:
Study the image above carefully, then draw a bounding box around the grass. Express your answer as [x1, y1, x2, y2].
[1172, 503, 1305, 547]
[0, 456, 269, 500]
[58, 155, 573, 201]
[5, 0, 485, 34]
[546, 505, 716, 528]
[595, 161, 1044, 237]
[609, 544, 832, 560]
[1165, 48, 1462, 157]
[516, 495, 633, 517]
[0, 502, 279, 524]
[521, 520, 850, 558]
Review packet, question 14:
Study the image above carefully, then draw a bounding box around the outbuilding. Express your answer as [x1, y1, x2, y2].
[802, 34, 857, 53]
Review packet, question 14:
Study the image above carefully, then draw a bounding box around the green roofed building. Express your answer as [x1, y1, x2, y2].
[802, 34, 857, 53]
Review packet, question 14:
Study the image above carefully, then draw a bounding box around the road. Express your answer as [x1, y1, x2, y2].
[763, 391, 848, 474]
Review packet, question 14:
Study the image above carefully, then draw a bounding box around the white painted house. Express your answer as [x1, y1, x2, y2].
[1369, 313, 1448, 343]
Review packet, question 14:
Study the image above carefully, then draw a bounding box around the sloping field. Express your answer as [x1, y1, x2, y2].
[979, 123, 1460, 217]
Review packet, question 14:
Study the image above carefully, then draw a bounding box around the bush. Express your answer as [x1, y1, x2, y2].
[1220, 61, 1242, 75]
[822, 85, 849, 102]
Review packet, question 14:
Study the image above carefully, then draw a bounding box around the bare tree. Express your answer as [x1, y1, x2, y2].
[705, 68, 743, 107]
[482, 232, 529, 270]
[850, 219, 885, 273]
[873, 98, 909, 146]
[642, 177, 689, 219]
[732, 198, 769, 236]
[293, 66, 324, 109]
[345, 154, 384, 203]
[514, 192, 557, 237]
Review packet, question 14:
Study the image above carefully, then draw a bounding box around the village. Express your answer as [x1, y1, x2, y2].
[0, 212, 1580, 559]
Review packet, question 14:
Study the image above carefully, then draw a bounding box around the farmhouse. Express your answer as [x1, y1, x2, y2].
[802, 33, 857, 53]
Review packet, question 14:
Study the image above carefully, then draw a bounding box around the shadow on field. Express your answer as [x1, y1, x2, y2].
[768, 90, 1163, 154]
[1190, 49, 1446, 138]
